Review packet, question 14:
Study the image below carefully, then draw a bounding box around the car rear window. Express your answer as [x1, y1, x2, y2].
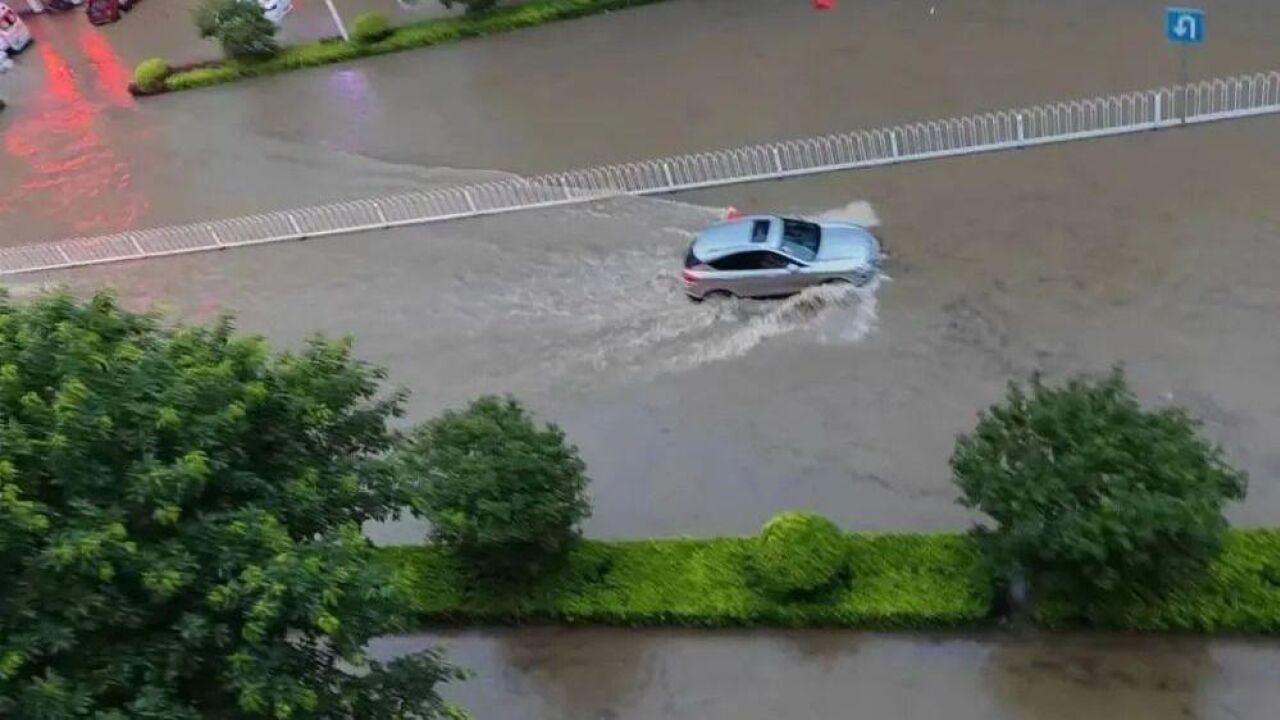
[684, 245, 701, 268]
[780, 219, 820, 262]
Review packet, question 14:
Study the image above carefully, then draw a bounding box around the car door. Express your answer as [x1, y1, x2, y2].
[709, 250, 795, 297]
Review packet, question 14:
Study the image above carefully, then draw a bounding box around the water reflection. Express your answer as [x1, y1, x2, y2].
[983, 632, 1211, 720]
[369, 628, 1280, 720]
[0, 20, 148, 241]
[493, 627, 657, 720]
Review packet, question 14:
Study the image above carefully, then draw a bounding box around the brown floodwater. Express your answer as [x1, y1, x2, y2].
[9, 114, 1280, 537]
[4, 4, 1279, 712]
[369, 628, 1280, 720]
[5, 0, 1280, 246]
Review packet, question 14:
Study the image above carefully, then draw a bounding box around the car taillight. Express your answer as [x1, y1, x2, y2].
[682, 264, 711, 283]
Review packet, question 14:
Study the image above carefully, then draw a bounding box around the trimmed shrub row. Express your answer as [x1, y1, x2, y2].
[145, 0, 675, 95]
[381, 534, 995, 629]
[378, 530, 1280, 633]
[1035, 529, 1280, 633]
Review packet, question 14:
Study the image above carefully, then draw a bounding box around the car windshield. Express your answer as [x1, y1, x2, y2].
[780, 219, 820, 262]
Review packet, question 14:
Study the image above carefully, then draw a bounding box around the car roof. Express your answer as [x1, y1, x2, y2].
[690, 216, 781, 259]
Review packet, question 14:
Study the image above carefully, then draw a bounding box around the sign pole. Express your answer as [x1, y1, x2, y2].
[1179, 44, 1189, 123]
[325, 0, 350, 42]
[1164, 6, 1204, 124]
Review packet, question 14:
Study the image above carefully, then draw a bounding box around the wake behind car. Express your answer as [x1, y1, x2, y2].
[682, 215, 882, 300]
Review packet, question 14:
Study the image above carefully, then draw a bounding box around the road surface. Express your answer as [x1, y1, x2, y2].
[9, 115, 1280, 536]
[4, 0, 1280, 245]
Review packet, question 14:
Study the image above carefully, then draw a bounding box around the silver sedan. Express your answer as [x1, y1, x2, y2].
[682, 215, 882, 300]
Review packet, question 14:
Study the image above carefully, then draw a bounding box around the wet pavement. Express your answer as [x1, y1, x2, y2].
[9, 114, 1280, 539]
[3, 3, 1280, 715]
[4, 0, 1280, 246]
[370, 628, 1280, 720]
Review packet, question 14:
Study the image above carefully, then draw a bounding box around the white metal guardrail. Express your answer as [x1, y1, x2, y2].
[2, 71, 1278, 277]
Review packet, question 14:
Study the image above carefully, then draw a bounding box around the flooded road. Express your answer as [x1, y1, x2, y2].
[5, 6, 1280, 711]
[5, 0, 1280, 245]
[370, 628, 1280, 720]
[10, 115, 1280, 538]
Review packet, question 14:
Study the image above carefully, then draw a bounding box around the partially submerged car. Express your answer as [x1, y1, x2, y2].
[682, 215, 882, 300]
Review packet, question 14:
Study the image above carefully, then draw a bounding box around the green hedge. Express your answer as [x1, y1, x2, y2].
[156, 0, 674, 95]
[379, 534, 994, 629]
[1035, 529, 1280, 633]
[378, 530, 1280, 633]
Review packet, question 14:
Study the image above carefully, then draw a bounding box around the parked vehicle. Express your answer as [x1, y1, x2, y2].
[682, 215, 882, 301]
[0, 2, 33, 55]
[85, 0, 118, 25]
[43, 0, 85, 11]
[259, 0, 291, 24]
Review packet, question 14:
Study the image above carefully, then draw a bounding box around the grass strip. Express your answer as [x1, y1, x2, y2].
[152, 0, 675, 95]
[378, 530, 1280, 633]
[379, 534, 995, 629]
[1035, 529, 1280, 633]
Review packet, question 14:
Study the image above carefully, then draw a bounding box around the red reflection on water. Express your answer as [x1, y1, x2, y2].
[0, 22, 149, 237]
[78, 25, 134, 108]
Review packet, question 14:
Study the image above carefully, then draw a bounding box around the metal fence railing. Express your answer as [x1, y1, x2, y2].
[3, 71, 1278, 277]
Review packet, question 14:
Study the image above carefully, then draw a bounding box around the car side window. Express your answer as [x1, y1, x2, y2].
[710, 251, 790, 271]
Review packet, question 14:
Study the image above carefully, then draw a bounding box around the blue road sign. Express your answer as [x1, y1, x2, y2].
[1165, 7, 1205, 45]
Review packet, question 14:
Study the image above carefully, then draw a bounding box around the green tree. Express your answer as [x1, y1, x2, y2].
[195, 0, 280, 61]
[403, 396, 590, 579]
[952, 369, 1246, 603]
[0, 292, 464, 719]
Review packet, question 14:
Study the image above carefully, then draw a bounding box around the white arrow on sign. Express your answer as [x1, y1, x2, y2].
[1174, 14, 1198, 40]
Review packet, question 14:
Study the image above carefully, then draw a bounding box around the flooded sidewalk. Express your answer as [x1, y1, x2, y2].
[370, 628, 1280, 720]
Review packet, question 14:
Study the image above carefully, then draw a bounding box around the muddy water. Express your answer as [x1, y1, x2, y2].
[6, 0, 1280, 245]
[10, 114, 1280, 538]
[7, 75, 1280, 719]
[370, 628, 1280, 719]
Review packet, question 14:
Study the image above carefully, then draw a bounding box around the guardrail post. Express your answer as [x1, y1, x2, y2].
[208, 226, 223, 247]
[56, 245, 72, 265]
[128, 233, 145, 257]
[771, 147, 784, 173]
[462, 189, 478, 212]
[373, 200, 389, 227]
[287, 212, 302, 236]
[662, 161, 675, 188]
[1016, 113, 1025, 143]
[1154, 94, 1163, 125]
[889, 131, 900, 159]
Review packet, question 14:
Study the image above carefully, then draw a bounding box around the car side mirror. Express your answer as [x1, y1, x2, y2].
[786, 263, 801, 273]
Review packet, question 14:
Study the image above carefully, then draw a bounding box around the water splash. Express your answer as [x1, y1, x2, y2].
[664, 277, 883, 372]
[468, 241, 882, 389]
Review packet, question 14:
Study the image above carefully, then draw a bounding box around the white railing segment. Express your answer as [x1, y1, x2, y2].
[3, 71, 1278, 277]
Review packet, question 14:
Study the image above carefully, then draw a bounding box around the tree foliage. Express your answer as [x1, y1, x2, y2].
[194, 0, 280, 60]
[952, 369, 1246, 603]
[0, 292, 464, 719]
[403, 396, 590, 578]
[351, 12, 393, 45]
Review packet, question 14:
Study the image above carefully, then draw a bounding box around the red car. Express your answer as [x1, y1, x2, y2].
[86, 0, 119, 25]
[86, 0, 136, 25]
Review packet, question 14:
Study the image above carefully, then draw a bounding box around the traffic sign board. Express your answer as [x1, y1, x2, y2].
[1165, 6, 1205, 45]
